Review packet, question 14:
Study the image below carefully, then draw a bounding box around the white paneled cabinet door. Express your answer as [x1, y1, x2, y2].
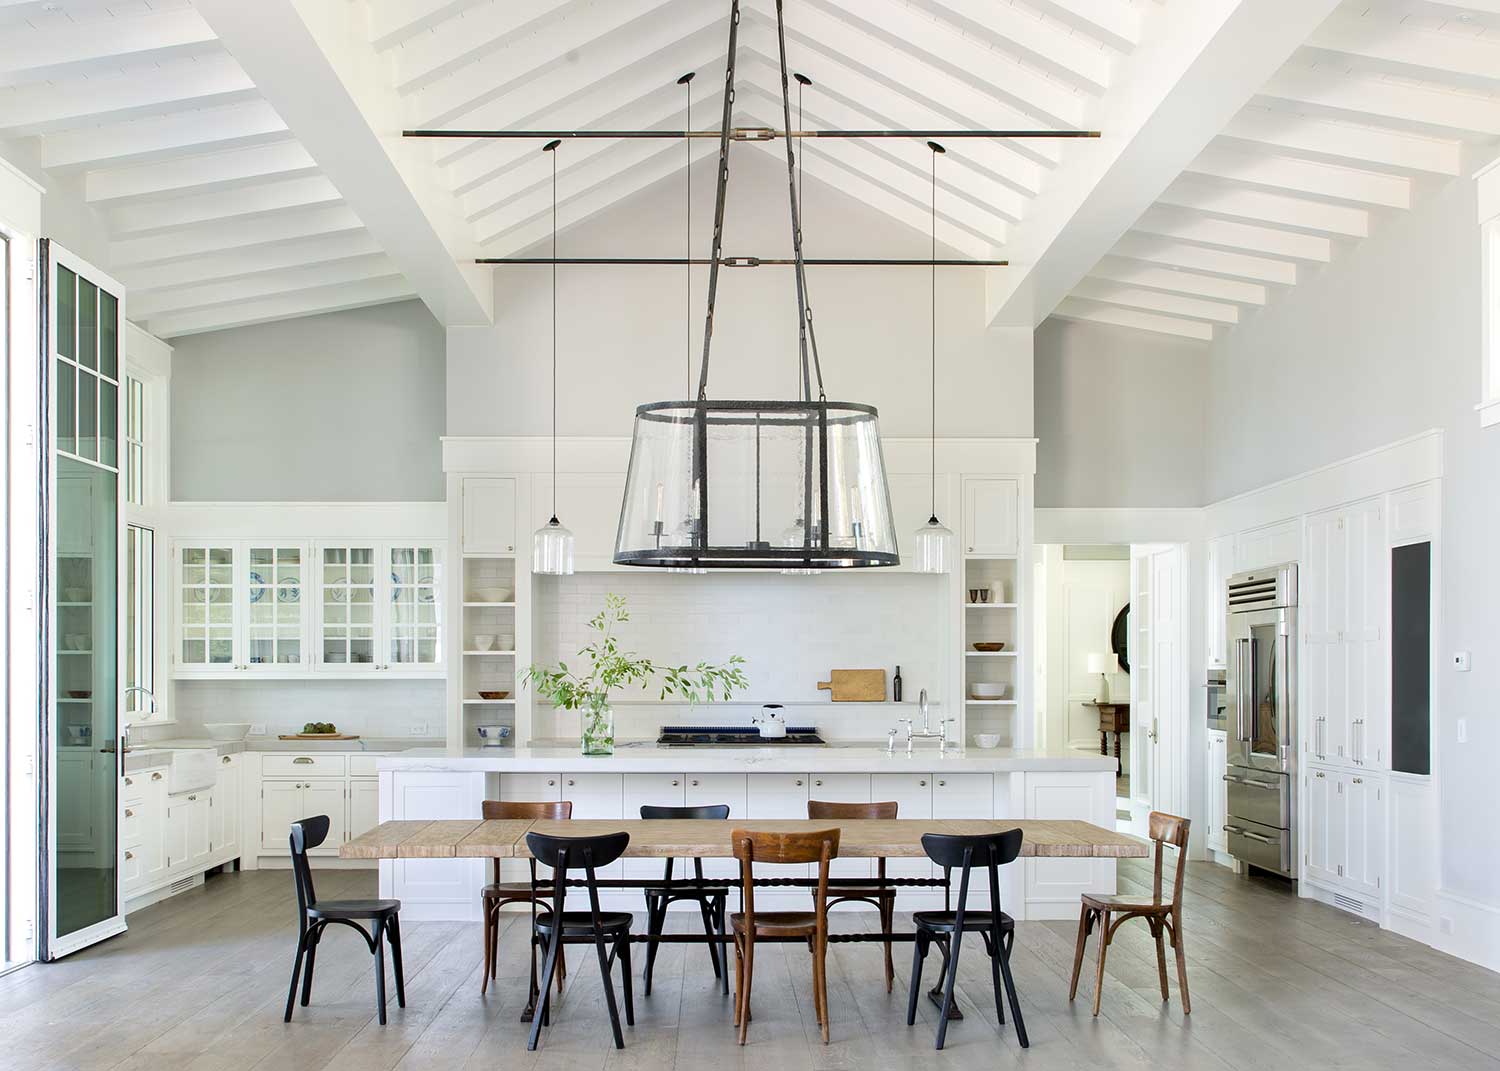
[211, 758, 241, 857]
[176, 545, 237, 672]
[164, 795, 190, 874]
[303, 780, 346, 848]
[623, 774, 686, 879]
[872, 773, 933, 881]
[384, 544, 444, 675]
[243, 544, 308, 672]
[318, 546, 379, 672]
[186, 794, 213, 871]
[963, 478, 1019, 556]
[349, 780, 380, 842]
[1343, 500, 1386, 769]
[748, 774, 812, 884]
[462, 477, 516, 554]
[686, 774, 745, 879]
[1303, 767, 1341, 885]
[259, 780, 304, 853]
[1303, 510, 1340, 763]
[1343, 774, 1383, 899]
[810, 774, 872, 878]
[934, 774, 995, 904]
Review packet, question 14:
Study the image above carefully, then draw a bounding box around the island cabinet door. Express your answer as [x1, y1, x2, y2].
[498, 773, 562, 802]
[933, 774, 995, 905]
[747, 774, 811, 882]
[809, 774, 872, 878]
[686, 774, 746, 879]
[872, 774, 933, 881]
[623, 774, 686, 879]
[563, 774, 624, 882]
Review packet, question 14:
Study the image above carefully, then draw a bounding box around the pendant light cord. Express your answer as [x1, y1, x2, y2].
[694, 0, 740, 402]
[774, 0, 825, 403]
[545, 139, 561, 522]
[680, 71, 695, 397]
[928, 140, 944, 522]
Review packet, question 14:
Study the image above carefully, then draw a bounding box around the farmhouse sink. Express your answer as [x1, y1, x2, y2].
[167, 748, 217, 794]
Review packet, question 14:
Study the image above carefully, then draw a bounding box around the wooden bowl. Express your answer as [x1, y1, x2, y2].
[477, 690, 510, 701]
[972, 642, 1006, 652]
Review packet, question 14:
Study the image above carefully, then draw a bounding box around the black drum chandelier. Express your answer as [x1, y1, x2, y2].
[406, 0, 1098, 570]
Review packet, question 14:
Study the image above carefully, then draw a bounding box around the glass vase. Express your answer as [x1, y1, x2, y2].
[581, 694, 615, 756]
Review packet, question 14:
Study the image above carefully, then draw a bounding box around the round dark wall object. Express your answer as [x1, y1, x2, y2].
[1111, 604, 1130, 674]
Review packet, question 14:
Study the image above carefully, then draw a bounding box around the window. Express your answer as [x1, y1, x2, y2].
[126, 525, 154, 719]
[125, 376, 144, 505]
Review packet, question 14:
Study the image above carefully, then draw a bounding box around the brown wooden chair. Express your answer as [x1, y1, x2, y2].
[479, 799, 572, 996]
[731, 827, 840, 1045]
[808, 799, 898, 992]
[1069, 811, 1191, 1016]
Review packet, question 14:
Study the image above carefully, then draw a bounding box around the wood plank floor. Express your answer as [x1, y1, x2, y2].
[2, 858, 1497, 1071]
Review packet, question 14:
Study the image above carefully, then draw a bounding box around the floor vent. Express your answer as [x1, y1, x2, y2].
[1332, 893, 1364, 915]
[167, 877, 196, 897]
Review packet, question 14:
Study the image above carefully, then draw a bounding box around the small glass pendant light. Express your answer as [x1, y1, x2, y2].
[532, 139, 575, 576]
[914, 140, 954, 575]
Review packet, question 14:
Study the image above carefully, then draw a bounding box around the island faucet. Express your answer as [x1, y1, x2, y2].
[891, 688, 954, 754]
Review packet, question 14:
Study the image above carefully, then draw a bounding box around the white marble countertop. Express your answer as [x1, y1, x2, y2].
[379, 741, 1116, 773]
[124, 737, 446, 771]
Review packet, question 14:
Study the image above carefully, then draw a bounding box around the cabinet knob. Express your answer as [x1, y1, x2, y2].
[795, 779, 803, 787]
[919, 780, 927, 787]
[566, 779, 575, 787]
[938, 780, 946, 787]
[968, 546, 974, 552]
[671, 780, 680, 787]
[188, 795, 197, 801]
[124, 777, 133, 786]
[151, 772, 163, 781]
[222, 756, 231, 764]
[690, 779, 699, 787]
[293, 757, 314, 764]
[124, 851, 133, 860]
[814, 779, 823, 786]
[546, 779, 556, 787]
[1352, 777, 1362, 784]
[124, 809, 134, 818]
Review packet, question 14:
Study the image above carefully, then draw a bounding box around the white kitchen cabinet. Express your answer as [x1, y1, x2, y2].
[934, 773, 996, 903]
[348, 779, 380, 842]
[174, 544, 238, 671]
[872, 773, 933, 880]
[500, 772, 563, 802]
[1207, 731, 1228, 854]
[1303, 765, 1343, 886]
[314, 543, 444, 677]
[122, 770, 168, 899]
[174, 542, 310, 675]
[563, 773, 624, 879]
[623, 774, 687, 879]
[462, 477, 517, 554]
[963, 478, 1020, 556]
[686, 774, 745, 880]
[165, 791, 211, 875]
[57, 750, 95, 853]
[810, 774, 872, 878]
[210, 756, 240, 857]
[748, 773, 811, 882]
[258, 778, 344, 855]
[1234, 519, 1299, 572]
[1343, 773, 1384, 899]
[1206, 535, 1234, 669]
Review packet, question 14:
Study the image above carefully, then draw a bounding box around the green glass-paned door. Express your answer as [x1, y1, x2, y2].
[99, 379, 117, 468]
[54, 456, 119, 939]
[55, 360, 75, 455]
[77, 279, 97, 371]
[56, 266, 75, 361]
[99, 291, 118, 379]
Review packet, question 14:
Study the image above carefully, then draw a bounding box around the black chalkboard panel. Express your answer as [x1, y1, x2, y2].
[1391, 542, 1431, 776]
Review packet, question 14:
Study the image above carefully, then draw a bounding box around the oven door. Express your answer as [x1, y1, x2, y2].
[1226, 606, 1295, 773]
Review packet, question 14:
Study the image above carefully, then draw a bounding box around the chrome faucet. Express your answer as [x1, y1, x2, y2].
[121, 686, 157, 752]
[893, 688, 954, 754]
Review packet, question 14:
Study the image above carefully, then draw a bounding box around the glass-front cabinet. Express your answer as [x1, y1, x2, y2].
[174, 540, 442, 678]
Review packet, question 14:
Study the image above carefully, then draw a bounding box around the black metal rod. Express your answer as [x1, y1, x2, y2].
[695, 0, 740, 403]
[404, 128, 1100, 140]
[475, 257, 1008, 266]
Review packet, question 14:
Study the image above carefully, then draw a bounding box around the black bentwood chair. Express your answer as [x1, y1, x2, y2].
[285, 816, 405, 1024]
[906, 829, 1029, 1050]
[526, 829, 635, 1051]
[639, 803, 732, 995]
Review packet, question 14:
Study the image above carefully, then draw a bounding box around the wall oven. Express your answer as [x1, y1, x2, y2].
[1223, 563, 1298, 879]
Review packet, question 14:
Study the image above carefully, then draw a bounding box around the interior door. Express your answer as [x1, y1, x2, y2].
[42, 240, 127, 959]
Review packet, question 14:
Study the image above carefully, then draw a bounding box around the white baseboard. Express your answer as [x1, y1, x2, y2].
[1434, 889, 1500, 973]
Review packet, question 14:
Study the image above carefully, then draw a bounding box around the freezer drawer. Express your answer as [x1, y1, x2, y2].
[1225, 766, 1291, 829]
[1225, 815, 1291, 877]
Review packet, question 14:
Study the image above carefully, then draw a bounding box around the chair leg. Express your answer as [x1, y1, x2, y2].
[595, 930, 626, 1050]
[372, 919, 389, 1026]
[527, 931, 564, 1052]
[1068, 904, 1091, 1001]
[480, 903, 494, 994]
[906, 931, 927, 1026]
[1152, 918, 1170, 1002]
[284, 931, 308, 1023]
[388, 915, 406, 1008]
[643, 893, 663, 996]
[997, 937, 1030, 1048]
[716, 899, 729, 994]
[618, 933, 636, 1026]
[737, 939, 755, 1046]
[732, 934, 745, 1028]
[880, 893, 895, 994]
[698, 897, 724, 981]
[813, 935, 830, 1044]
[984, 932, 1005, 1026]
[1171, 917, 1191, 1014]
[1092, 911, 1111, 1017]
[934, 932, 963, 1051]
[300, 924, 319, 1007]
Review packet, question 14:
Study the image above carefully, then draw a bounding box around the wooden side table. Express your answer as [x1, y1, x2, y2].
[1087, 700, 1130, 776]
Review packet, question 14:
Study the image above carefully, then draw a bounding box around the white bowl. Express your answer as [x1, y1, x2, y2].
[972, 733, 1001, 749]
[471, 634, 496, 651]
[969, 683, 1008, 699]
[203, 722, 251, 741]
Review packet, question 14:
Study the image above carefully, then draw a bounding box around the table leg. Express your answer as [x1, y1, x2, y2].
[1114, 732, 1122, 777]
[1100, 730, 1108, 757]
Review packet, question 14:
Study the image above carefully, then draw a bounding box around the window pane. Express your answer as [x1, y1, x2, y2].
[99, 290, 118, 379]
[77, 279, 97, 371]
[99, 378, 117, 468]
[77, 370, 97, 462]
[55, 359, 75, 455]
[56, 266, 75, 361]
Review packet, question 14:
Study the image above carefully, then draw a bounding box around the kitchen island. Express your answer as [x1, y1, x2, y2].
[375, 744, 1119, 921]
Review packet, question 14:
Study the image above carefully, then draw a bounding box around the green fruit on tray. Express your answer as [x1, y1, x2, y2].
[302, 721, 338, 735]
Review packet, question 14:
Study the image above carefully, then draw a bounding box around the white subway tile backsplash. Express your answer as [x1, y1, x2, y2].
[170, 679, 445, 739]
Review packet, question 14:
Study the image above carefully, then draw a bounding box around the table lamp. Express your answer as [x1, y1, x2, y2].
[1087, 652, 1120, 703]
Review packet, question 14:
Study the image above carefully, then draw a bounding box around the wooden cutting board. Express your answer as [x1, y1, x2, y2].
[817, 669, 887, 702]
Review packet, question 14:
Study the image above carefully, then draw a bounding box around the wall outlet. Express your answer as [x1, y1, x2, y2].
[249, 724, 267, 737]
[1456, 719, 1467, 744]
[409, 722, 429, 736]
[1440, 917, 1454, 935]
[1453, 650, 1471, 672]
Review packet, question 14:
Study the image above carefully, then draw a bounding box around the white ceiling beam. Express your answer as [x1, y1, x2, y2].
[1111, 232, 1297, 285]
[0, 7, 217, 87]
[131, 254, 398, 318]
[1186, 143, 1410, 209]
[985, 0, 1342, 326]
[1157, 177, 1369, 237]
[1053, 298, 1215, 340]
[403, 0, 682, 128]
[37, 100, 289, 172]
[1012, 0, 1139, 52]
[367, 0, 488, 51]
[914, 0, 1113, 92]
[806, 0, 1088, 128]
[1070, 278, 1239, 324]
[1257, 64, 1500, 139]
[1089, 255, 1267, 305]
[390, 0, 596, 92]
[1306, 8, 1500, 91]
[122, 231, 385, 293]
[111, 204, 365, 268]
[1221, 108, 1461, 176]
[0, 52, 255, 136]
[108, 176, 342, 237]
[145, 277, 417, 339]
[197, 0, 492, 325]
[1133, 205, 1331, 262]
[84, 140, 316, 204]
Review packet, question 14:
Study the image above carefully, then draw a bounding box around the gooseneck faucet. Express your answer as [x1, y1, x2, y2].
[890, 688, 954, 754]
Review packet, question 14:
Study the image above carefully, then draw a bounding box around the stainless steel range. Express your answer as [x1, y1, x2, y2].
[1223, 563, 1298, 880]
[657, 725, 826, 746]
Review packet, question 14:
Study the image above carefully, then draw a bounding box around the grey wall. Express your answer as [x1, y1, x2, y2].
[1206, 157, 1499, 907]
[1034, 316, 1209, 507]
[170, 300, 445, 501]
[447, 150, 1033, 440]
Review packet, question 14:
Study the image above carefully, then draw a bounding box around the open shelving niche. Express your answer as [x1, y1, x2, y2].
[961, 556, 1021, 746]
[457, 553, 517, 748]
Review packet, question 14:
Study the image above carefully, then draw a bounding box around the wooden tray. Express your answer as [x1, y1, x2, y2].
[816, 669, 886, 702]
[278, 733, 361, 740]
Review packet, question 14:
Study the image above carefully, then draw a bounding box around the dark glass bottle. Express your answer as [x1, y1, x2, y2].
[893, 666, 903, 702]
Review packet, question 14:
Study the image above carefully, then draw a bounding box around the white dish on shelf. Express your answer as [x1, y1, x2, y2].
[471, 634, 496, 651]
[969, 683, 1009, 699]
[203, 722, 251, 741]
[972, 733, 1001, 749]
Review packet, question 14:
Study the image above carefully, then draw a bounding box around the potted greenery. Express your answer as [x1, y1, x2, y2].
[524, 593, 748, 755]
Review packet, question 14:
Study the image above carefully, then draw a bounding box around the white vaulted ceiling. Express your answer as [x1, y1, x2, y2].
[1057, 0, 1500, 341]
[0, 0, 418, 338]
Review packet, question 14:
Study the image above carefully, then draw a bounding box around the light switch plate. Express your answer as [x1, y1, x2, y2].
[1453, 650, 1471, 672]
[1457, 719, 1468, 744]
[249, 723, 267, 736]
[409, 722, 428, 736]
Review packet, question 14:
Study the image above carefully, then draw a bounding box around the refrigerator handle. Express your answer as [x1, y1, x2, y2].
[1234, 638, 1249, 743]
[1277, 630, 1291, 767]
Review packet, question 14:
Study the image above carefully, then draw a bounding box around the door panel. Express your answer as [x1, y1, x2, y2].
[872, 773, 932, 880]
[623, 774, 686, 879]
[686, 774, 745, 879]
